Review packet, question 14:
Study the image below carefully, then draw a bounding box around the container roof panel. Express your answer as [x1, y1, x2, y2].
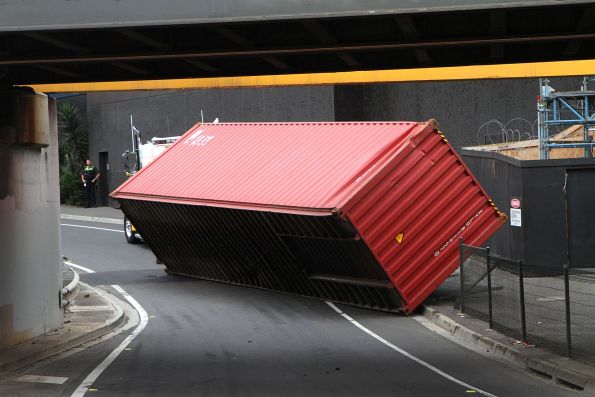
[112, 121, 423, 212]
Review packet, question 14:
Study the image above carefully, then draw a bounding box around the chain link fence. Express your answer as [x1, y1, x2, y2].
[458, 239, 595, 360]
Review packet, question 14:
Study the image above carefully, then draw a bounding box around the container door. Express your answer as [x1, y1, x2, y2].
[566, 168, 595, 268]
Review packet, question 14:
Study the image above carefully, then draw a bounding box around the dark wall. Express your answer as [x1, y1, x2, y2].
[463, 150, 595, 271]
[462, 151, 524, 260]
[334, 77, 583, 149]
[522, 165, 569, 269]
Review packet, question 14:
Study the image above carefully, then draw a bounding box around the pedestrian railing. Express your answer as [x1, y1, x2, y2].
[458, 239, 595, 360]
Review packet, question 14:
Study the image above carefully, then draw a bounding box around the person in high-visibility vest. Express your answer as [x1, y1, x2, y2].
[81, 159, 101, 208]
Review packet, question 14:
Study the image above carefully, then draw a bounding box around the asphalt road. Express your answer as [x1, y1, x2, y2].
[0, 220, 580, 396]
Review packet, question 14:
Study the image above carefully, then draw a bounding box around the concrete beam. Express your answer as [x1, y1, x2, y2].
[0, 0, 588, 32]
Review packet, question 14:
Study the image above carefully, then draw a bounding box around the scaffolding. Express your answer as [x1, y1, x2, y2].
[537, 77, 595, 160]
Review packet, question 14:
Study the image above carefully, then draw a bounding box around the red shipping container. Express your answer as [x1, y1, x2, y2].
[112, 120, 506, 313]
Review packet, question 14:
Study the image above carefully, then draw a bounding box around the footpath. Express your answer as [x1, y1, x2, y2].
[425, 278, 595, 393]
[1, 205, 595, 394]
[0, 206, 130, 377]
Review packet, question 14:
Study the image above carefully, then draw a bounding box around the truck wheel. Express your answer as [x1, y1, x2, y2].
[124, 216, 140, 244]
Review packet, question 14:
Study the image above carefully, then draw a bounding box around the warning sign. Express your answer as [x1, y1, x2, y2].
[510, 208, 522, 227]
[510, 198, 521, 209]
[395, 233, 404, 244]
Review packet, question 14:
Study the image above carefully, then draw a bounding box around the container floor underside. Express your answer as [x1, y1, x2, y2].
[121, 199, 403, 312]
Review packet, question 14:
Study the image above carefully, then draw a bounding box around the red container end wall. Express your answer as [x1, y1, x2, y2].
[113, 121, 506, 313]
[341, 122, 506, 313]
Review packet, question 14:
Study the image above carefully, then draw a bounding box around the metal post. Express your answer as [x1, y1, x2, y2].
[486, 247, 493, 329]
[518, 260, 527, 342]
[564, 265, 572, 358]
[130, 114, 135, 158]
[584, 96, 590, 158]
[537, 79, 547, 160]
[459, 237, 465, 314]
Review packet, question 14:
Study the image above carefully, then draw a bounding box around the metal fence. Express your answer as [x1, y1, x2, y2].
[458, 239, 595, 360]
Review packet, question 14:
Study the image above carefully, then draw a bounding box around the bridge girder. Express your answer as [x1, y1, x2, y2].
[0, 1, 594, 87]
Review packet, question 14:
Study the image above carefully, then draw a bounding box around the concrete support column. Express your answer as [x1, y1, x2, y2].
[0, 89, 63, 347]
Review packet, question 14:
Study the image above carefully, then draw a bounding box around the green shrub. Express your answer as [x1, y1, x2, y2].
[58, 103, 88, 206]
[60, 171, 84, 206]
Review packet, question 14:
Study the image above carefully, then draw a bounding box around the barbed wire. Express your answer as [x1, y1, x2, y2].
[476, 118, 537, 145]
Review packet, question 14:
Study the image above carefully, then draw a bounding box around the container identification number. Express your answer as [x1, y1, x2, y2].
[185, 129, 215, 146]
[434, 209, 483, 257]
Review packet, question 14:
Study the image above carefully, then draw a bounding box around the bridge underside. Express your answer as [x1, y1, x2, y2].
[1, 1, 594, 85]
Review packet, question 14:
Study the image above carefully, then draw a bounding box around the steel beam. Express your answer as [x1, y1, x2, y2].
[563, 6, 595, 55]
[209, 26, 289, 70]
[394, 15, 431, 65]
[2, 31, 594, 67]
[489, 10, 507, 59]
[116, 29, 221, 72]
[302, 20, 360, 67]
[24, 32, 89, 54]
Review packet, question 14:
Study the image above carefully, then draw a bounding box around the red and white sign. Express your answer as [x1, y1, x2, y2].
[510, 198, 521, 209]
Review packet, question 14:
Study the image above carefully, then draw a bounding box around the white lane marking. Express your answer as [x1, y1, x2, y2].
[325, 302, 498, 397]
[68, 305, 114, 312]
[61, 223, 124, 233]
[65, 262, 96, 274]
[71, 285, 148, 397]
[15, 375, 69, 384]
[61, 214, 124, 225]
[68, 265, 149, 397]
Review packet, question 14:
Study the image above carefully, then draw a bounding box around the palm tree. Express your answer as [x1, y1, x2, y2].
[57, 102, 88, 176]
[57, 102, 88, 205]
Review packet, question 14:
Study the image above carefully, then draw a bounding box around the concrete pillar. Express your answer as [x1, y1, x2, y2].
[0, 89, 63, 347]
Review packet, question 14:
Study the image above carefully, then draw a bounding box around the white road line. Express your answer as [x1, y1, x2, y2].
[61, 214, 124, 225]
[68, 266, 149, 397]
[15, 375, 69, 384]
[65, 262, 96, 274]
[61, 223, 124, 233]
[325, 302, 498, 397]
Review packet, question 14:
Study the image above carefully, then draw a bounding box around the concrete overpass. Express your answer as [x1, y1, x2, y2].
[1, 0, 594, 347]
[1, 0, 595, 85]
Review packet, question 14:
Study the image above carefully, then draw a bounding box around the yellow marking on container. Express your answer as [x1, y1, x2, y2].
[395, 233, 404, 244]
[25, 59, 595, 93]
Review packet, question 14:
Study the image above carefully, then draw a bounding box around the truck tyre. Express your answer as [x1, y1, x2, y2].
[124, 216, 140, 244]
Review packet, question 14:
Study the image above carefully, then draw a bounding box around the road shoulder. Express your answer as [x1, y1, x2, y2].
[0, 282, 130, 377]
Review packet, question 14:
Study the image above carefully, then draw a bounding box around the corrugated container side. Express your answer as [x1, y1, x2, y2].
[119, 199, 403, 312]
[343, 123, 506, 313]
